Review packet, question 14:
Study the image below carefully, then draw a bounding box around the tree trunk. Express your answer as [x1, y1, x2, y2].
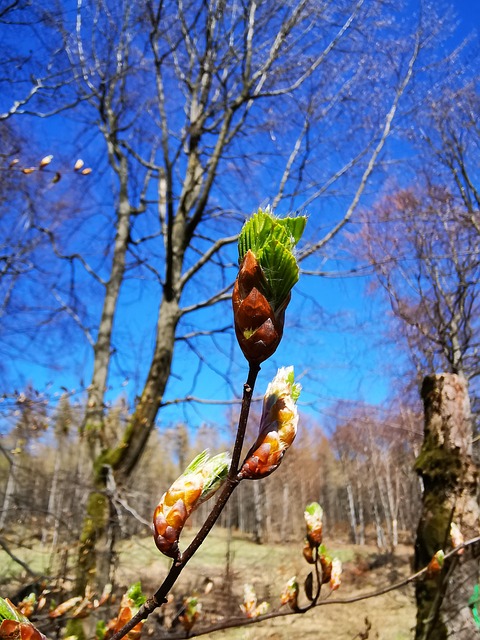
[252, 480, 264, 544]
[356, 474, 366, 545]
[414, 373, 480, 640]
[346, 481, 359, 544]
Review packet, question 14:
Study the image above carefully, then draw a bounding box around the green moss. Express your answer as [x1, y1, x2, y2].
[79, 492, 109, 544]
[415, 580, 448, 640]
[415, 432, 464, 493]
[65, 617, 87, 640]
[76, 491, 110, 594]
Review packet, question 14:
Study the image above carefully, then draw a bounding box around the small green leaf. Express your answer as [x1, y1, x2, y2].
[469, 584, 480, 629]
[184, 450, 210, 474]
[0, 597, 27, 623]
[96, 620, 107, 640]
[200, 452, 230, 500]
[305, 503, 323, 518]
[127, 582, 146, 608]
[237, 208, 306, 312]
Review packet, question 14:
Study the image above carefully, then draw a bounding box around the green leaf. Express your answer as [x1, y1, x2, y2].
[238, 208, 307, 311]
[305, 503, 323, 518]
[469, 584, 480, 629]
[127, 582, 146, 608]
[259, 240, 298, 310]
[275, 216, 307, 245]
[0, 597, 27, 623]
[96, 620, 107, 640]
[200, 452, 230, 500]
[183, 450, 210, 474]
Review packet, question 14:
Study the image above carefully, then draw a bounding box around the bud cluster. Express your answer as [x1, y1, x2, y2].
[179, 596, 201, 632]
[7, 155, 92, 183]
[104, 583, 146, 640]
[240, 585, 270, 619]
[302, 503, 342, 592]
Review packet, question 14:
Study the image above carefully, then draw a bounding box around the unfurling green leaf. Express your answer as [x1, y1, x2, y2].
[237, 207, 306, 312]
[127, 582, 146, 609]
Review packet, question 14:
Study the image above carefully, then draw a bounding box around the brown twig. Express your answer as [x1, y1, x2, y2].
[149, 535, 480, 640]
[109, 363, 260, 640]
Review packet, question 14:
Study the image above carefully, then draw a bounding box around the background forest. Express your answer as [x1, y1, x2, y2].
[0, 0, 479, 638]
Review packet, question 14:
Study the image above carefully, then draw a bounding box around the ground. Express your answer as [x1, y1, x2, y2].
[1, 527, 416, 639]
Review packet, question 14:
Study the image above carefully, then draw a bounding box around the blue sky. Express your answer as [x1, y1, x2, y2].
[2, 0, 479, 437]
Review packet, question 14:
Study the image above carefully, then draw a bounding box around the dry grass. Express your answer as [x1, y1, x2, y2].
[116, 527, 416, 640]
[0, 527, 415, 638]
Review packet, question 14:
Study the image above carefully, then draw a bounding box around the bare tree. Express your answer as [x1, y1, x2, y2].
[361, 184, 480, 409]
[1, 0, 455, 594]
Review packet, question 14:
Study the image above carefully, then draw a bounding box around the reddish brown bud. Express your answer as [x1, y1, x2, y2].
[303, 540, 315, 564]
[320, 554, 333, 584]
[232, 250, 288, 364]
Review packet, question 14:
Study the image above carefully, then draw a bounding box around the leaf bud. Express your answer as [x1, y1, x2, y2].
[329, 558, 342, 591]
[240, 585, 269, 618]
[153, 450, 230, 558]
[240, 367, 300, 479]
[426, 550, 445, 577]
[319, 546, 333, 584]
[302, 539, 315, 564]
[280, 576, 299, 609]
[450, 521, 464, 554]
[304, 502, 323, 547]
[39, 155, 53, 169]
[232, 207, 306, 364]
[179, 596, 201, 632]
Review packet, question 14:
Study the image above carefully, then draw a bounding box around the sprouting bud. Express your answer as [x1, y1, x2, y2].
[105, 583, 146, 640]
[450, 522, 464, 554]
[240, 585, 269, 618]
[426, 550, 445, 577]
[280, 577, 299, 609]
[256, 601, 270, 616]
[329, 558, 342, 591]
[240, 367, 301, 479]
[0, 597, 47, 640]
[16, 593, 36, 618]
[21, 167, 35, 174]
[81, 167, 92, 175]
[153, 450, 230, 558]
[304, 502, 323, 547]
[232, 207, 306, 364]
[39, 155, 53, 169]
[303, 539, 315, 564]
[9, 159, 19, 167]
[319, 546, 333, 584]
[74, 159, 84, 171]
[179, 596, 202, 632]
[240, 584, 257, 618]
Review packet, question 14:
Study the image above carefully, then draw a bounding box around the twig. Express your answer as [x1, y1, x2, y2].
[0, 535, 39, 578]
[109, 364, 261, 640]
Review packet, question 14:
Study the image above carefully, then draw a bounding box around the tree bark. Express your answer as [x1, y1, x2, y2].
[414, 373, 480, 640]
